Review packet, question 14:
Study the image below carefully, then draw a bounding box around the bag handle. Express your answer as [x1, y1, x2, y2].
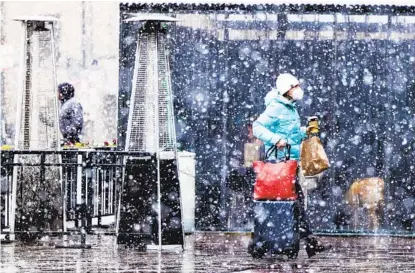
[265, 143, 291, 161]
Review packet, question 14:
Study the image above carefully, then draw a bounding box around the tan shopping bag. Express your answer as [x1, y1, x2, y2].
[301, 136, 330, 176]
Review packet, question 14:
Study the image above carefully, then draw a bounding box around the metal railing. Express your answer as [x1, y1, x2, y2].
[0, 149, 149, 238]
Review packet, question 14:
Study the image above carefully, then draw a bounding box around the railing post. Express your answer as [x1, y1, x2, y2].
[59, 153, 66, 233]
[97, 156, 102, 227]
[9, 154, 19, 241]
[85, 152, 93, 233]
[1, 153, 14, 242]
[79, 153, 87, 246]
[39, 153, 46, 233]
[72, 152, 88, 246]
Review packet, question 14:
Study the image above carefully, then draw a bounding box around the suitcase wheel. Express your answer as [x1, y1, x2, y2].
[286, 245, 299, 259]
[250, 247, 266, 259]
[248, 241, 266, 259]
[287, 251, 298, 259]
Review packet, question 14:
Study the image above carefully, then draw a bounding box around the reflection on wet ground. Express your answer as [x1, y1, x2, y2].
[1, 232, 415, 272]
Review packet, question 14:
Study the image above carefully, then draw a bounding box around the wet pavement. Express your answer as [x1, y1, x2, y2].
[1, 232, 415, 272]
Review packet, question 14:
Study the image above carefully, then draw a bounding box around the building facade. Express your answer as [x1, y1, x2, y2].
[119, 3, 415, 233]
[0, 1, 119, 146]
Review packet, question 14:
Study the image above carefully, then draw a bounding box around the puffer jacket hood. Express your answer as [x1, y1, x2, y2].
[264, 89, 295, 107]
[264, 89, 279, 106]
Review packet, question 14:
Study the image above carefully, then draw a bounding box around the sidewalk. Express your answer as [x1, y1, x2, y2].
[1, 232, 415, 272]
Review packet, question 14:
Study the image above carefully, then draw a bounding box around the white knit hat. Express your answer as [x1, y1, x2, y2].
[276, 73, 300, 95]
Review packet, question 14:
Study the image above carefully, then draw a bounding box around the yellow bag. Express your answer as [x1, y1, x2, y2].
[301, 136, 330, 176]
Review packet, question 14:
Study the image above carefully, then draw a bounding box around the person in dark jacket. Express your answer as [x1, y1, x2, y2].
[58, 83, 84, 144]
[253, 73, 331, 258]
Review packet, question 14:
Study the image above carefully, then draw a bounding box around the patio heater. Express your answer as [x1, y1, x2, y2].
[9, 16, 63, 241]
[116, 14, 184, 250]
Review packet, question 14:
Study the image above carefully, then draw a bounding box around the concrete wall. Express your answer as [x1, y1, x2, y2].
[0, 1, 119, 145]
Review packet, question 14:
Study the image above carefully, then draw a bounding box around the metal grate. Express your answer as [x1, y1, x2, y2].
[126, 24, 177, 155]
[17, 23, 59, 150]
[157, 32, 175, 152]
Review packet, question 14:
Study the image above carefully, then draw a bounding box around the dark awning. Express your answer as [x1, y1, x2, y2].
[121, 0, 414, 7]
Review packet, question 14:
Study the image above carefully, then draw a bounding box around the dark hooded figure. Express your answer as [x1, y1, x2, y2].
[58, 83, 84, 144]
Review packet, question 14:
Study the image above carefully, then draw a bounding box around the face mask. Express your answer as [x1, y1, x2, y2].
[291, 88, 304, 101]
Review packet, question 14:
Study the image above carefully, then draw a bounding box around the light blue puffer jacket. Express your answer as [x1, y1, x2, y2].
[253, 89, 306, 161]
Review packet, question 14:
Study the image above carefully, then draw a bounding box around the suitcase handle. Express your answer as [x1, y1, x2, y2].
[266, 143, 291, 161]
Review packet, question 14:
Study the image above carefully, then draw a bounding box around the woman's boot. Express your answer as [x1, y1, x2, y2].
[305, 237, 332, 258]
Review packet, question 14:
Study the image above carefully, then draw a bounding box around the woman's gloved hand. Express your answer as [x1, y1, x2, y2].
[275, 139, 287, 149]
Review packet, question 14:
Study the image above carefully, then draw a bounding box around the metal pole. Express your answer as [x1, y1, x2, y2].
[383, 14, 393, 231]
[157, 151, 162, 250]
[165, 27, 185, 249]
[115, 157, 126, 235]
[5, 171, 10, 228]
[40, 153, 46, 232]
[76, 153, 86, 245]
[9, 154, 19, 241]
[60, 154, 67, 233]
[154, 25, 162, 251]
[222, 13, 230, 231]
[98, 168, 102, 227]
